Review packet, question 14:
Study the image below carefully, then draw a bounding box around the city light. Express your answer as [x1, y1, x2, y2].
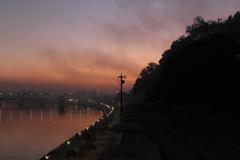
[67, 141, 71, 145]
[69, 98, 74, 102]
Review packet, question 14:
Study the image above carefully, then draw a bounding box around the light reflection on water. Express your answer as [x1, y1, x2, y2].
[0, 103, 102, 160]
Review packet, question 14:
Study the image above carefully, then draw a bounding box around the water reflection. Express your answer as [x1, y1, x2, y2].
[0, 107, 101, 122]
[0, 103, 102, 160]
[20, 111, 23, 121]
[58, 95, 65, 113]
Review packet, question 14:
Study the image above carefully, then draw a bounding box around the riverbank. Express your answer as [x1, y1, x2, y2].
[39, 104, 116, 160]
[98, 104, 161, 160]
[41, 102, 240, 160]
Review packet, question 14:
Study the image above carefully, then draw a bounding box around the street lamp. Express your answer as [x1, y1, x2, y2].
[45, 155, 50, 159]
[67, 141, 71, 145]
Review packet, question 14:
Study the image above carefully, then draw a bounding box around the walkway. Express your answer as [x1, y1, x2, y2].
[100, 103, 240, 160]
[99, 106, 161, 160]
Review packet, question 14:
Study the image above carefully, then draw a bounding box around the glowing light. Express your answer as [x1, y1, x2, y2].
[86, 127, 89, 130]
[45, 155, 49, 159]
[69, 98, 74, 102]
[78, 132, 81, 136]
[67, 141, 71, 145]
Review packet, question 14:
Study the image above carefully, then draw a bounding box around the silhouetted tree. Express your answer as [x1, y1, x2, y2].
[132, 12, 240, 106]
[131, 62, 158, 102]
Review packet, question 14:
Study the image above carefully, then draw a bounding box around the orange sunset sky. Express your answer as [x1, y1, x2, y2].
[0, 0, 239, 93]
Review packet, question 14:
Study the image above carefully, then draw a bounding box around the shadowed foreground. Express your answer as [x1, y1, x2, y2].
[128, 103, 240, 160]
[38, 102, 240, 160]
[99, 109, 160, 160]
[100, 103, 240, 160]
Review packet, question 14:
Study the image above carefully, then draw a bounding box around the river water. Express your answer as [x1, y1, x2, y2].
[0, 103, 102, 160]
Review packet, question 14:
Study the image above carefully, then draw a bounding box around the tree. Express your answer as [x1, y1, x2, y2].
[131, 62, 158, 102]
[131, 12, 240, 105]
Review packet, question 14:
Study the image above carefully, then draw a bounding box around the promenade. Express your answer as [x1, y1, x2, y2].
[99, 105, 161, 160]
[100, 103, 240, 160]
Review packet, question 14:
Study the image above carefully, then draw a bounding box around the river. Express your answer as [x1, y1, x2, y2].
[0, 103, 102, 160]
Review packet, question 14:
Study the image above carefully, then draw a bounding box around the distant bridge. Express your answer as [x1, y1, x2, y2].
[0, 94, 83, 108]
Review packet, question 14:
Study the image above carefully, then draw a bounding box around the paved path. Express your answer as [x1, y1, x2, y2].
[101, 104, 240, 160]
[139, 107, 240, 160]
[99, 111, 161, 160]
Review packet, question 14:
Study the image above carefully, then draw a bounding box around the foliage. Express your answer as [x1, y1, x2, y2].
[131, 62, 158, 102]
[131, 12, 240, 104]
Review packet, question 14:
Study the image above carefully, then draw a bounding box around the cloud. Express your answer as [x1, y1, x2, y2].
[38, 47, 140, 75]
[31, 47, 141, 91]
[105, 0, 240, 47]
[1, 0, 240, 92]
[100, 0, 185, 55]
[94, 0, 240, 71]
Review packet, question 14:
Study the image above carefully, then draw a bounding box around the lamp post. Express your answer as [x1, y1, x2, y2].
[118, 73, 126, 116]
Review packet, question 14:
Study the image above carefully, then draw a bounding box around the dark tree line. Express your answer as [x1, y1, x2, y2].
[131, 12, 240, 105]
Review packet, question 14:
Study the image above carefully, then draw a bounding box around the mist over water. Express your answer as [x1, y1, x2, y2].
[0, 103, 102, 160]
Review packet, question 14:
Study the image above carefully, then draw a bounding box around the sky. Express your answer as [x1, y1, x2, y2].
[0, 0, 239, 93]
